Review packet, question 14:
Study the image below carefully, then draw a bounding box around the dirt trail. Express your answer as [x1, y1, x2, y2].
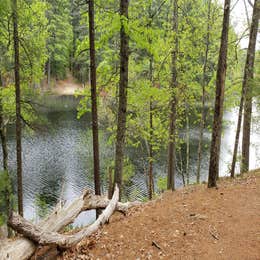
[61, 170, 260, 260]
[49, 74, 84, 95]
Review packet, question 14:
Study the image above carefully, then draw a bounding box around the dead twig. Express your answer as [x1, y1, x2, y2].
[209, 225, 219, 240]
[152, 240, 162, 250]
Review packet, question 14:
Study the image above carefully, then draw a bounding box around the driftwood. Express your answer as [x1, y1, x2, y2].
[0, 187, 140, 260]
[8, 185, 119, 248]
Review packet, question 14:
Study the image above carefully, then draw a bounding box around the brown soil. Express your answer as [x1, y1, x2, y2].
[61, 171, 260, 260]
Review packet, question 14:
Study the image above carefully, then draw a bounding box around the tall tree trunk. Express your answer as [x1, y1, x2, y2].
[88, 0, 101, 218]
[207, 0, 230, 188]
[88, 0, 100, 193]
[178, 150, 185, 186]
[185, 102, 190, 185]
[196, 0, 211, 184]
[0, 73, 11, 237]
[12, 0, 23, 215]
[167, 0, 178, 191]
[148, 57, 154, 200]
[47, 57, 51, 87]
[147, 5, 154, 200]
[114, 0, 129, 200]
[0, 74, 8, 172]
[240, 0, 260, 174]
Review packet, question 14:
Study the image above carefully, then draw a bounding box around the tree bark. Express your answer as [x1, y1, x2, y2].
[114, 0, 129, 200]
[148, 53, 154, 200]
[12, 0, 23, 215]
[197, 0, 211, 184]
[88, 0, 101, 215]
[47, 57, 51, 87]
[208, 0, 231, 188]
[240, 0, 260, 174]
[167, 0, 178, 191]
[8, 185, 120, 248]
[0, 73, 8, 172]
[147, 5, 154, 200]
[0, 189, 140, 260]
[186, 103, 190, 185]
[0, 73, 11, 237]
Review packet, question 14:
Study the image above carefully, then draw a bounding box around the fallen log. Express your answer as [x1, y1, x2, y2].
[0, 187, 140, 260]
[8, 185, 119, 248]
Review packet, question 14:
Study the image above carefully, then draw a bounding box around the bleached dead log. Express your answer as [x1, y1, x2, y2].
[0, 187, 140, 260]
[8, 185, 119, 248]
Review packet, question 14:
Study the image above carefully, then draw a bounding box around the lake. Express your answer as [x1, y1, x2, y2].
[1, 95, 259, 225]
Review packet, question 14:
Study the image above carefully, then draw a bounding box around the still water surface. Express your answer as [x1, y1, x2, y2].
[2, 96, 259, 225]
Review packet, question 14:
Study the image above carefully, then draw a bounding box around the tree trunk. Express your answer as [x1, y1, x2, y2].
[178, 150, 185, 186]
[0, 73, 11, 237]
[167, 0, 178, 191]
[0, 189, 140, 260]
[47, 57, 51, 87]
[108, 166, 113, 199]
[197, 0, 211, 184]
[148, 55, 154, 200]
[148, 100, 154, 199]
[185, 103, 190, 185]
[8, 186, 120, 249]
[240, 0, 260, 174]
[88, 0, 101, 216]
[208, 0, 231, 188]
[0, 73, 8, 172]
[12, 0, 23, 215]
[114, 0, 129, 200]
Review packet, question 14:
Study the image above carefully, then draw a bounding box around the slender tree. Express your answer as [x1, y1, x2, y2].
[114, 0, 129, 199]
[88, 0, 101, 198]
[148, 4, 154, 200]
[0, 73, 11, 237]
[196, 0, 211, 183]
[167, 0, 178, 191]
[12, 0, 23, 215]
[208, 0, 231, 188]
[148, 56, 154, 200]
[0, 74, 8, 172]
[185, 102, 190, 185]
[240, 0, 260, 174]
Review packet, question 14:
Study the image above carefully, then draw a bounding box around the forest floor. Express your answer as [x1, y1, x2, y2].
[60, 169, 260, 260]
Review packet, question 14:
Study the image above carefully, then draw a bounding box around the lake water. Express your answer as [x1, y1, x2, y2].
[1, 95, 259, 225]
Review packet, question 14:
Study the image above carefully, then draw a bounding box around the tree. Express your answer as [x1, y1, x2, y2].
[0, 73, 11, 237]
[167, 0, 178, 191]
[12, 0, 23, 216]
[0, 0, 47, 225]
[0, 74, 8, 172]
[88, 0, 101, 210]
[114, 0, 129, 200]
[240, 0, 260, 174]
[196, 0, 211, 183]
[208, 0, 231, 188]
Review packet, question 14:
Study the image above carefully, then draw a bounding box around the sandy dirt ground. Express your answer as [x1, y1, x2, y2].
[60, 170, 260, 260]
[44, 75, 84, 96]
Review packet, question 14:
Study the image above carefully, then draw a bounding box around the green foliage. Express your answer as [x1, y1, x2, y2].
[74, 0, 245, 185]
[0, 0, 251, 207]
[157, 176, 167, 192]
[0, 171, 11, 226]
[0, 83, 43, 129]
[35, 194, 49, 219]
[46, 0, 73, 79]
